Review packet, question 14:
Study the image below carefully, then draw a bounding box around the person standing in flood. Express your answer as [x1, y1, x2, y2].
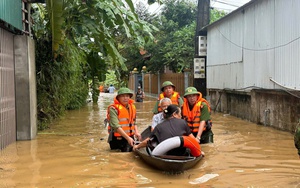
[294, 122, 300, 159]
[181, 87, 214, 144]
[106, 87, 141, 152]
[99, 85, 104, 92]
[152, 81, 183, 114]
[135, 86, 145, 102]
[107, 84, 116, 94]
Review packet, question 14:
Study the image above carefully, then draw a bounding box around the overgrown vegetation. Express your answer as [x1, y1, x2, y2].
[32, 0, 154, 130]
[32, 0, 227, 130]
[124, 0, 198, 73]
[120, 0, 227, 75]
[35, 34, 88, 129]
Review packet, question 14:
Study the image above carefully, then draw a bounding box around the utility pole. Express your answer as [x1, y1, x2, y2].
[194, 0, 210, 97]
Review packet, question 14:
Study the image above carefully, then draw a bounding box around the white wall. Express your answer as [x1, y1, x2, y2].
[207, 0, 300, 90]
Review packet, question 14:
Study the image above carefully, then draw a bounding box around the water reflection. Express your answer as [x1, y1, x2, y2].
[0, 93, 300, 187]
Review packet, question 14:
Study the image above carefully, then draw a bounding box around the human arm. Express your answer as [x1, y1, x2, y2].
[116, 127, 135, 146]
[196, 103, 211, 143]
[109, 107, 134, 146]
[109, 107, 121, 129]
[133, 137, 150, 151]
[134, 124, 141, 141]
[178, 96, 184, 108]
[196, 121, 206, 143]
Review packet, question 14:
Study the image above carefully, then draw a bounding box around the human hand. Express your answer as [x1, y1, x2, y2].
[127, 137, 135, 147]
[135, 132, 142, 141]
[133, 144, 139, 151]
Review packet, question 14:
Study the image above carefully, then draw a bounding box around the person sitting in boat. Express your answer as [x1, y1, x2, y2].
[134, 104, 197, 156]
[182, 87, 214, 144]
[106, 87, 141, 152]
[151, 97, 172, 131]
[152, 81, 183, 114]
[135, 86, 145, 102]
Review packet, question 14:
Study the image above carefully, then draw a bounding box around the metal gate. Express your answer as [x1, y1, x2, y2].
[0, 28, 16, 150]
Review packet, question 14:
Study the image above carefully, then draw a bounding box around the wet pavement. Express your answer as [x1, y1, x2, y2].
[1, 92, 300, 187]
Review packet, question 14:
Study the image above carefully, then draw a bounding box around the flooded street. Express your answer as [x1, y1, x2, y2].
[1, 92, 300, 187]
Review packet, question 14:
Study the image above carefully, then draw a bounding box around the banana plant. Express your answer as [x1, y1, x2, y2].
[46, 0, 64, 57]
[44, 0, 154, 69]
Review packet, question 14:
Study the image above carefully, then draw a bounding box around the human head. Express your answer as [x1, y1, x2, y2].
[161, 81, 175, 97]
[161, 81, 175, 92]
[159, 97, 172, 111]
[184, 87, 201, 106]
[138, 86, 141, 90]
[110, 84, 113, 86]
[117, 87, 133, 105]
[163, 104, 181, 119]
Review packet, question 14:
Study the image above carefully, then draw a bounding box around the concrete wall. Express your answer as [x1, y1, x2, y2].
[209, 89, 300, 133]
[14, 35, 37, 140]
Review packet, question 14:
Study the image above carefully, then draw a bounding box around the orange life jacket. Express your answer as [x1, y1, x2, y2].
[157, 91, 180, 113]
[106, 98, 136, 137]
[182, 94, 211, 133]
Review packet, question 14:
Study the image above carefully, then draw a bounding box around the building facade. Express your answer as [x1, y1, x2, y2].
[0, 0, 37, 150]
[205, 0, 300, 132]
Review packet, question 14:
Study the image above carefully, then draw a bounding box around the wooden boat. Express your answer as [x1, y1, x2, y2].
[135, 126, 203, 173]
[136, 147, 203, 173]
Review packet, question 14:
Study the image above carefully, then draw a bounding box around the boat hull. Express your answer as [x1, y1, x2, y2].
[135, 147, 203, 173]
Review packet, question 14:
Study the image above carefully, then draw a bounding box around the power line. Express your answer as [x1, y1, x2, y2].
[211, 7, 235, 12]
[216, 26, 300, 51]
[211, 0, 239, 8]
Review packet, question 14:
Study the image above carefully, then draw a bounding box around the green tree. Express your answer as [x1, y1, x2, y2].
[116, 1, 158, 84]
[32, 0, 155, 129]
[138, 0, 197, 73]
[122, 0, 228, 74]
[210, 8, 227, 23]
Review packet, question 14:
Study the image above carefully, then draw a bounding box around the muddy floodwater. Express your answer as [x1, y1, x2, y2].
[1, 93, 300, 188]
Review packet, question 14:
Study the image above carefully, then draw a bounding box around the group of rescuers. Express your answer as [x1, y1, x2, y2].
[106, 80, 213, 156]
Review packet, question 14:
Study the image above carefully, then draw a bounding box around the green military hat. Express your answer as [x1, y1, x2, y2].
[117, 87, 133, 98]
[184, 87, 200, 97]
[161, 81, 176, 92]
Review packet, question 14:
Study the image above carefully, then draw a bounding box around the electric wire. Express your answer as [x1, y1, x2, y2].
[212, 0, 239, 8]
[216, 27, 300, 52]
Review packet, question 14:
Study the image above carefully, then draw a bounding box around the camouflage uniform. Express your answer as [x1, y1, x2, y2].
[294, 124, 300, 156]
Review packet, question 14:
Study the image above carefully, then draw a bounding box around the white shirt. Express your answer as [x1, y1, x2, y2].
[108, 86, 115, 93]
[151, 112, 165, 129]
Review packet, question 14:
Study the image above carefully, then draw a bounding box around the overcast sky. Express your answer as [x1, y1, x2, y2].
[133, 0, 251, 13]
[211, 0, 251, 12]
